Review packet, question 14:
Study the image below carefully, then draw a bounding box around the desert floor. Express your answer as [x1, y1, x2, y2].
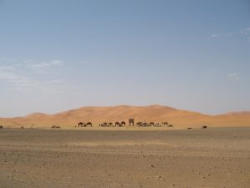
[0, 128, 250, 188]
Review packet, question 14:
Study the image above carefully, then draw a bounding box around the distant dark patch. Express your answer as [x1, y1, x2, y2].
[51, 125, 61, 129]
[202, 125, 208, 129]
[0, 125, 3, 129]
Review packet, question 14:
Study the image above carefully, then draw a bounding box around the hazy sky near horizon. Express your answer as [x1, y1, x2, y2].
[0, 0, 250, 117]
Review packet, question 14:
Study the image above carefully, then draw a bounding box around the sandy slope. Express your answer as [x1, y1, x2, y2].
[0, 105, 250, 128]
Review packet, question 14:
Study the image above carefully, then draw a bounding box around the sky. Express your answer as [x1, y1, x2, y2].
[0, 0, 250, 117]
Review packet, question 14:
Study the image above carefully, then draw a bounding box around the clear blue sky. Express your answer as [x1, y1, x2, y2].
[0, 0, 249, 117]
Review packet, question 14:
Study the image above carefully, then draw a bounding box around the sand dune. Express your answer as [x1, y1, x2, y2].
[0, 105, 250, 128]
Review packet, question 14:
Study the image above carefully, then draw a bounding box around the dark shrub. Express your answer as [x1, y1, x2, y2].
[202, 125, 208, 129]
[0, 125, 3, 129]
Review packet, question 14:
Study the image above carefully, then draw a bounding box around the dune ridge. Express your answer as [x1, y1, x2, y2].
[0, 105, 250, 128]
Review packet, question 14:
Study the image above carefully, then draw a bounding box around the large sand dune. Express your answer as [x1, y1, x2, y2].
[0, 105, 250, 128]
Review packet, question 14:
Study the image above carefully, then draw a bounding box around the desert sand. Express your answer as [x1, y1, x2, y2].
[0, 128, 250, 188]
[0, 105, 250, 129]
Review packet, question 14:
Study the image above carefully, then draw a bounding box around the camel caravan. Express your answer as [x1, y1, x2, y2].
[76, 118, 173, 128]
[77, 122, 93, 127]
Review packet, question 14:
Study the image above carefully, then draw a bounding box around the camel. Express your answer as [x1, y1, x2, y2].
[129, 118, 135, 126]
[100, 122, 109, 127]
[149, 122, 155, 126]
[100, 122, 115, 127]
[136, 122, 143, 127]
[154, 123, 161, 127]
[51, 125, 60, 128]
[115, 122, 121, 127]
[86, 122, 92, 127]
[143, 122, 152, 127]
[78, 122, 84, 127]
[162, 122, 168, 126]
[121, 121, 126, 127]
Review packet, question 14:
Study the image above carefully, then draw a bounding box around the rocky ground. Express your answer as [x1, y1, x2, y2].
[0, 128, 250, 188]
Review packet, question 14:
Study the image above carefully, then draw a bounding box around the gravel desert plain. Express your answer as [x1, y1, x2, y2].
[0, 106, 250, 188]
